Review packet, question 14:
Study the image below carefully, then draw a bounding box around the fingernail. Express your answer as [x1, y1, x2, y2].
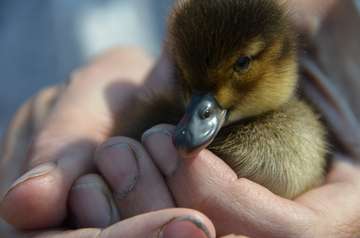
[71, 181, 117, 228]
[160, 216, 211, 238]
[141, 128, 173, 142]
[96, 143, 139, 199]
[142, 127, 180, 176]
[2, 162, 56, 200]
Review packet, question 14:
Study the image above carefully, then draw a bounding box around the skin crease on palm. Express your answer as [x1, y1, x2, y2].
[1, 0, 360, 237]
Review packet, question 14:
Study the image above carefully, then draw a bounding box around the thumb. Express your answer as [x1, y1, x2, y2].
[29, 209, 216, 238]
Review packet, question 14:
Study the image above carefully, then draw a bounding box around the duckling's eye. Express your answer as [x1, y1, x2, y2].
[234, 56, 252, 72]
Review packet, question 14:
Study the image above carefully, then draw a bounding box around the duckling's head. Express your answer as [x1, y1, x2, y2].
[169, 0, 297, 156]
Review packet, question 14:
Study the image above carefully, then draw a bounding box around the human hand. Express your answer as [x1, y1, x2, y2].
[0, 47, 218, 238]
[286, 0, 338, 34]
[142, 124, 360, 238]
[1, 0, 356, 236]
[0, 47, 176, 230]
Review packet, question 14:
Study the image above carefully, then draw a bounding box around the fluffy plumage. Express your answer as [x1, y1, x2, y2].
[118, 0, 327, 199]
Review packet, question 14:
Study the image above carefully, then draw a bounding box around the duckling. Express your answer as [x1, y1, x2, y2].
[119, 0, 327, 199]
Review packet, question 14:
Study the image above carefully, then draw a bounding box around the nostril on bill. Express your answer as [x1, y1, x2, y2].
[199, 107, 214, 120]
[174, 127, 193, 148]
[180, 129, 187, 136]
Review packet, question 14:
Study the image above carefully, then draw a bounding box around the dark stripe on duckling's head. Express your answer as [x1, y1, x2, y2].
[168, 0, 292, 86]
[168, 0, 297, 121]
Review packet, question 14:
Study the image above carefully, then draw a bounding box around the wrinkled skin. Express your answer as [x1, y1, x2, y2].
[1, 0, 360, 237]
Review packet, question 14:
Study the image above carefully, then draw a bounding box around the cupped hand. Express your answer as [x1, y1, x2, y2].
[0, 48, 217, 238]
[1, 0, 355, 236]
[0, 47, 174, 230]
[142, 124, 360, 238]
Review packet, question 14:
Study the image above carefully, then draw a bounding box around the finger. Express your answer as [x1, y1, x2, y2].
[69, 174, 119, 228]
[0, 86, 60, 196]
[296, 158, 360, 206]
[286, 0, 338, 34]
[101, 208, 215, 238]
[143, 125, 317, 238]
[0, 140, 95, 230]
[326, 154, 360, 184]
[30, 209, 215, 238]
[0, 48, 154, 230]
[295, 160, 360, 237]
[95, 137, 174, 220]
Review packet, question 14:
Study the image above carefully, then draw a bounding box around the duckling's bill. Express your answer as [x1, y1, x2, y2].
[174, 93, 227, 158]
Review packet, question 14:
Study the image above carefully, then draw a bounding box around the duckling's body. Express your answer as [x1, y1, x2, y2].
[118, 0, 327, 199]
[210, 99, 326, 198]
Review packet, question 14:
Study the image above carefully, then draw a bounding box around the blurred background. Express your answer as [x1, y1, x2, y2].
[0, 0, 173, 138]
[1, 0, 360, 140]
